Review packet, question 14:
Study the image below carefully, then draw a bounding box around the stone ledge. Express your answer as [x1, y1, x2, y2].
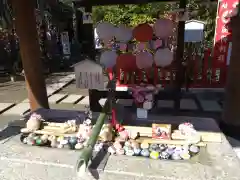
[1, 115, 240, 180]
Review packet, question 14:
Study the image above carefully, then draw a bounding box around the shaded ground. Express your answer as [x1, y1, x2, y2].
[0, 72, 74, 103]
[58, 80, 89, 96]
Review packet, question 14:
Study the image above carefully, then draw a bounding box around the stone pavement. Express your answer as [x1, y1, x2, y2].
[0, 115, 240, 180]
[0, 72, 224, 116]
[0, 90, 223, 116]
[0, 73, 75, 115]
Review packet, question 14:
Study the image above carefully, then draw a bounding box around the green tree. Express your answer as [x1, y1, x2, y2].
[92, 1, 217, 45]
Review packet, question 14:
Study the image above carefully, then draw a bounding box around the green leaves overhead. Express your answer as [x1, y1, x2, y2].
[92, 1, 217, 45]
[92, 3, 168, 26]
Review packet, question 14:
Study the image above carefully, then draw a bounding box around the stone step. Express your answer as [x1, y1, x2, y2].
[48, 94, 68, 103]
[180, 99, 198, 110]
[157, 100, 174, 108]
[199, 100, 222, 112]
[46, 74, 75, 96]
[0, 103, 15, 113]
[3, 103, 29, 115]
[60, 94, 83, 104]
[77, 96, 90, 105]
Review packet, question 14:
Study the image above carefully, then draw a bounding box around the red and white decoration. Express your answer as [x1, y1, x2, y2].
[115, 25, 132, 43]
[99, 50, 118, 68]
[154, 48, 174, 67]
[153, 19, 174, 38]
[96, 22, 116, 41]
[213, 0, 239, 67]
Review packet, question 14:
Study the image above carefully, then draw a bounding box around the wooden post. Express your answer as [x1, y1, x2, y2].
[11, 0, 49, 111]
[222, 13, 240, 126]
[174, 0, 187, 109]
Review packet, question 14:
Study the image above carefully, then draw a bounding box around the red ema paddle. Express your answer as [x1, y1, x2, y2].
[133, 23, 153, 42]
[116, 53, 138, 72]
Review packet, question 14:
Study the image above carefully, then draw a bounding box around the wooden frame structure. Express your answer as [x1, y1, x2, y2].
[9, 0, 240, 128]
[72, 0, 187, 112]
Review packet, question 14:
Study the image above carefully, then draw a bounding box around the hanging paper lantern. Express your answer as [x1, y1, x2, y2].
[153, 19, 174, 38]
[100, 50, 118, 68]
[136, 51, 153, 69]
[115, 25, 132, 42]
[116, 53, 137, 71]
[154, 48, 174, 67]
[96, 22, 116, 40]
[133, 23, 153, 42]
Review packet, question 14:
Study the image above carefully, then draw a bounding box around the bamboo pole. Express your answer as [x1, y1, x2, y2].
[75, 92, 111, 177]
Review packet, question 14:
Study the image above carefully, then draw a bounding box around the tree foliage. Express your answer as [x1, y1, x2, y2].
[92, 1, 217, 45]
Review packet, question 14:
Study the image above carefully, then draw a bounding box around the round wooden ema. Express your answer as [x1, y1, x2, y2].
[153, 19, 174, 38]
[100, 50, 118, 68]
[133, 23, 153, 42]
[154, 48, 174, 67]
[96, 21, 116, 40]
[135, 51, 153, 69]
[115, 25, 132, 43]
[116, 53, 137, 71]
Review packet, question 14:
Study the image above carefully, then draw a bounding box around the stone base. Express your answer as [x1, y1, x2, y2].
[1, 113, 240, 180]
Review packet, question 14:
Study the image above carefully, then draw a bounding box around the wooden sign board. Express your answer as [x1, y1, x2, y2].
[61, 32, 71, 58]
[76, 72, 104, 89]
[74, 60, 104, 89]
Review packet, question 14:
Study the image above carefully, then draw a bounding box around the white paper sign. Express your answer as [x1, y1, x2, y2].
[60, 32, 71, 58]
[83, 12, 93, 24]
[76, 72, 104, 89]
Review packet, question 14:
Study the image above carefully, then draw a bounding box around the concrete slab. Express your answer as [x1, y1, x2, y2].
[60, 94, 83, 104]
[180, 99, 198, 110]
[199, 100, 222, 112]
[46, 74, 75, 96]
[46, 87, 56, 96]
[104, 115, 240, 180]
[3, 103, 29, 115]
[99, 98, 107, 106]
[0, 160, 166, 180]
[48, 94, 68, 104]
[21, 99, 29, 103]
[1, 115, 240, 180]
[49, 104, 86, 111]
[157, 100, 174, 108]
[116, 99, 133, 106]
[227, 136, 240, 148]
[233, 148, 240, 159]
[0, 160, 76, 180]
[77, 96, 90, 105]
[0, 103, 14, 113]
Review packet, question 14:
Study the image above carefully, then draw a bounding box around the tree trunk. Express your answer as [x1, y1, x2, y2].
[11, 0, 49, 111]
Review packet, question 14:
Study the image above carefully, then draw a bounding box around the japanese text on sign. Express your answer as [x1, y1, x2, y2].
[214, 0, 239, 66]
